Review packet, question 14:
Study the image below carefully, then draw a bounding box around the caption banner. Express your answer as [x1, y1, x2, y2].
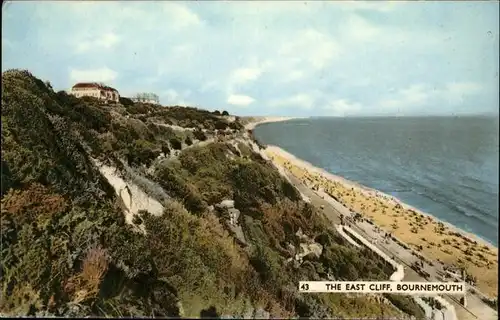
[299, 281, 466, 295]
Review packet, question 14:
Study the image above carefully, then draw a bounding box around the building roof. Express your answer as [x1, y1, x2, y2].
[72, 82, 118, 92]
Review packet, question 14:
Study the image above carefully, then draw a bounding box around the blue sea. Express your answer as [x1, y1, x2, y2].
[254, 116, 499, 246]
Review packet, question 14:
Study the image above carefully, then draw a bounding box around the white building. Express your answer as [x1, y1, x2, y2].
[69, 82, 120, 102]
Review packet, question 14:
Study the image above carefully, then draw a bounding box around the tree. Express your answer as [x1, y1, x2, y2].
[221, 110, 229, 116]
[213, 110, 221, 115]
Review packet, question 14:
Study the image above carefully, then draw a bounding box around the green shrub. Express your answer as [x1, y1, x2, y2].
[249, 244, 282, 283]
[214, 121, 228, 130]
[193, 129, 207, 141]
[155, 106, 224, 130]
[1, 71, 115, 204]
[126, 103, 155, 115]
[147, 122, 177, 141]
[383, 294, 426, 319]
[178, 143, 229, 174]
[125, 139, 158, 167]
[154, 163, 207, 214]
[119, 97, 134, 106]
[229, 121, 243, 131]
[1, 160, 15, 197]
[170, 138, 182, 150]
[230, 161, 301, 213]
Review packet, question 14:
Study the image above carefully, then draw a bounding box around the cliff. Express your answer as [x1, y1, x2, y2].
[1, 70, 424, 318]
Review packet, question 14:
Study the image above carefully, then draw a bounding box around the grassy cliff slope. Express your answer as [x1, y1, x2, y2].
[1, 70, 424, 319]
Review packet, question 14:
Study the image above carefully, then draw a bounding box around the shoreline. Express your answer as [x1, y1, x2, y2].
[243, 116, 304, 130]
[267, 145, 497, 250]
[263, 144, 498, 297]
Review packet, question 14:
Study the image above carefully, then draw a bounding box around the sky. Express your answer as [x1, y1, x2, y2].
[2, 1, 499, 117]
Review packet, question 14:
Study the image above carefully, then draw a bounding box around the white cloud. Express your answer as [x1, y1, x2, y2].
[379, 84, 434, 111]
[98, 33, 120, 48]
[228, 1, 310, 15]
[225, 66, 264, 93]
[231, 67, 263, 84]
[378, 82, 484, 112]
[69, 67, 118, 83]
[442, 82, 483, 105]
[160, 89, 192, 106]
[337, 1, 400, 13]
[323, 99, 363, 116]
[342, 14, 382, 42]
[399, 84, 430, 105]
[164, 89, 179, 102]
[269, 93, 316, 110]
[200, 80, 218, 93]
[286, 70, 305, 82]
[74, 32, 121, 53]
[445, 82, 483, 95]
[227, 94, 255, 107]
[338, 13, 445, 52]
[162, 2, 202, 30]
[279, 29, 341, 69]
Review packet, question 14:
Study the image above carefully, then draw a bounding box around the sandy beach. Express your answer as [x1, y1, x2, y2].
[264, 145, 498, 298]
[243, 116, 302, 130]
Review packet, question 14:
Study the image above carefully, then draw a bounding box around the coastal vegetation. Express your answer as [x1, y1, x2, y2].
[1, 70, 426, 318]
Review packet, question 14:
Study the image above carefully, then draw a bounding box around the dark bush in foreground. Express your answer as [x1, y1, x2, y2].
[127, 103, 155, 115]
[193, 129, 207, 141]
[162, 144, 171, 155]
[119, 97, 134, 106]
[214, 121, 229, 130]
[229, 121, 244, 131]
[169, 138, 182, 150]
